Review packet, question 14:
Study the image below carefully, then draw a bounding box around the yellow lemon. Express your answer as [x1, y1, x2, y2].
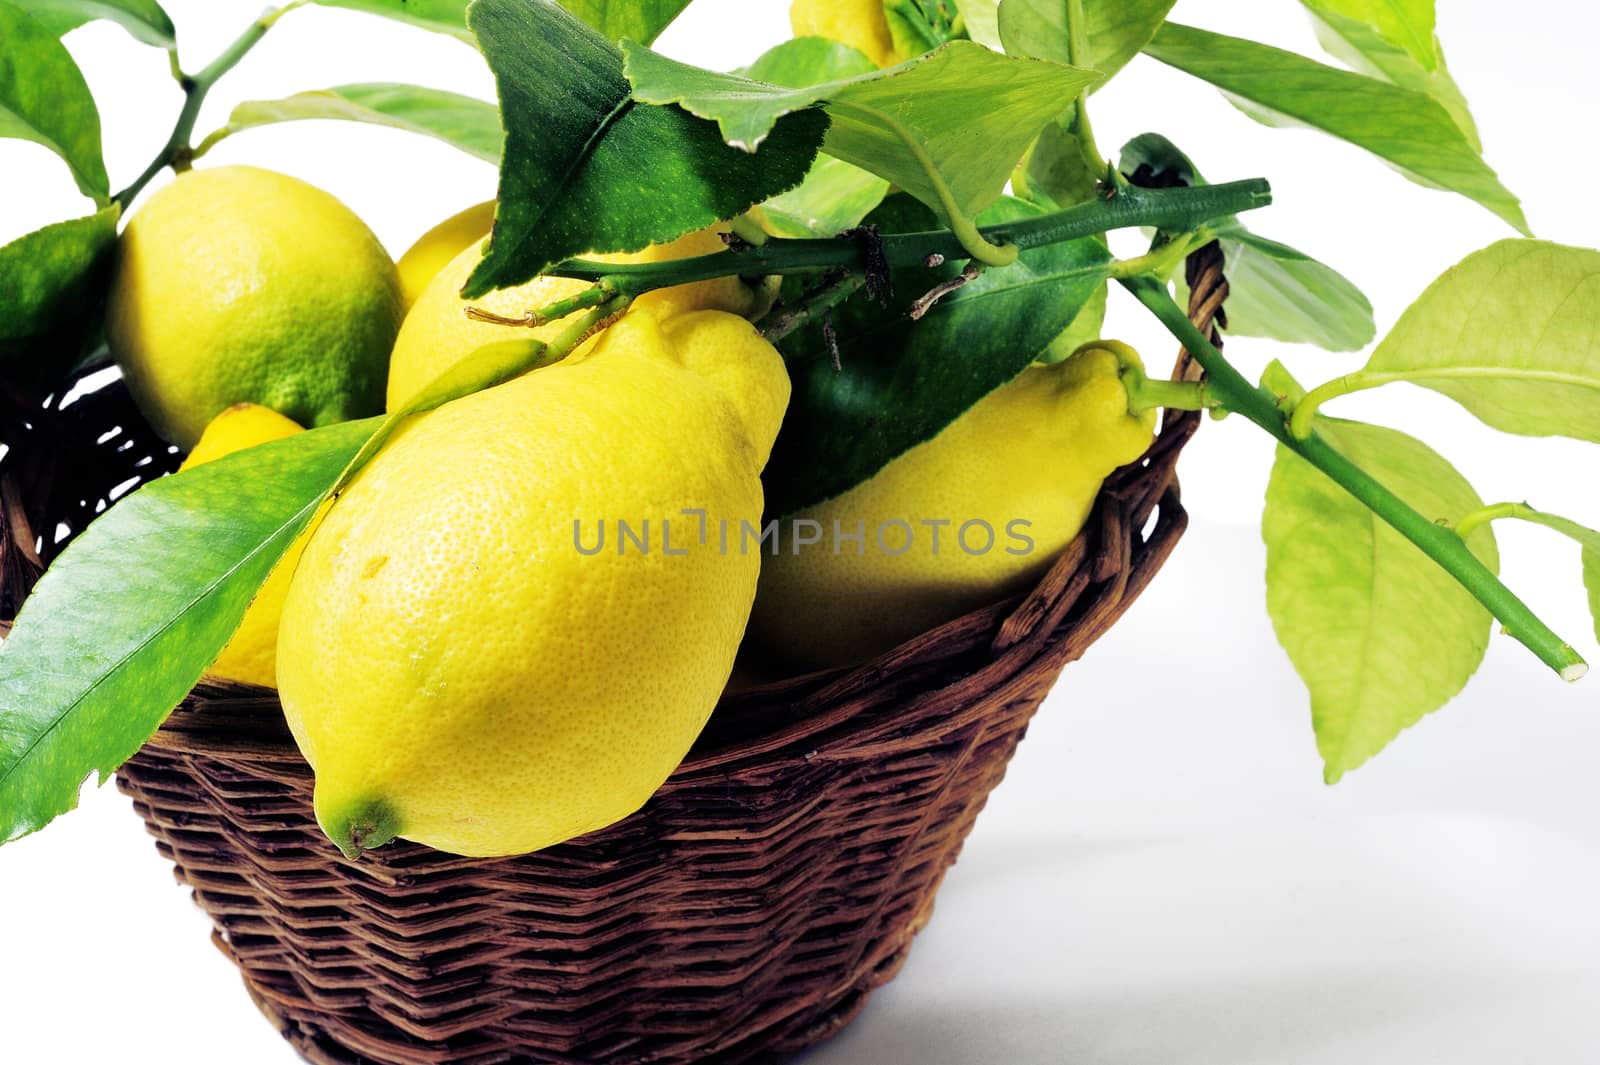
[791, 0, 901, 67]
[386, 224, 777, 410]
[178, 403, 306, 688]
[107, 166, 403, 449]
[278, 310, 791, 858]
[395, 200, 497, 308]
[751, 342, 1157, 670]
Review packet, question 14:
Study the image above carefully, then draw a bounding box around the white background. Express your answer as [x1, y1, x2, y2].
[4, 1, 1600, 1062]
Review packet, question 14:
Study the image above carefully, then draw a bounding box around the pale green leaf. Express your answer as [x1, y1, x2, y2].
[884, 0, 965, 57]
[953, 0, 1001, 48]
[997, 0, 1177, 90]
[1143, 22, 1527, 234]
[214, 83, 501, 163]
[744, 38, 888, 237]
[1264, 413, 1497, 783]
[1307, 4, 1477, 150]
[0, 418, 377, 844]
[312, 0, 472, 42]
[1585, 549, 1600, 646]
[556, 0, 689, 43]
[1122, 132, 1374, 352]
[1304, 0, 1436, 71]
[1213, 230, 1375, 352]
[23, 0, 175, 48]
[0, 1, 109, 199]
[1015, 118, 1100, 208]
[1364, 240, 1600, 442]
[624, 40, 1095, 222]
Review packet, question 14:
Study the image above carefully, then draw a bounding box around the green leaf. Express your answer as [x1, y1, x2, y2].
[1211, 231, 1375, 352]
[464, 0, 826, 298]
[214, 83, 501, 163]
[312, 0, 472, 42]
[555, 0, 690, 44]
[1303, 0, 1436, 71]
[765, 196, 1112, 515]
[1362, 240, 1600, 442]
[0, 205, 119, 367]
[0, 1, 110, 199]
[884, 0, 965, 57]
[1306, 3, 1477, 150]
[1142, 22, 1527, 234]
[1015, 119, 1100, 208]
[23, 0, 175, 48]
[997, 0, 1177, 90]
[0, 418, 378, 844]
[1122, 132, 1375, 352]
[1264, 409, 1498, 784]
[625, 39, 1094, 227]
[1585, 549, 1600, 646]
[744, 39, 888, 237]
[953, 0, 1001, 49]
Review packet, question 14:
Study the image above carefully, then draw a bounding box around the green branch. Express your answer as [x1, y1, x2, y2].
[1121, 273, 1589, 683]
[1064, 0, 1102, 166]
[544, 178, 1271, 291]
[113, 5, 296, 208]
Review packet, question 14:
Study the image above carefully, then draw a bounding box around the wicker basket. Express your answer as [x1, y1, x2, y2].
[0, 251, 1227, 1065]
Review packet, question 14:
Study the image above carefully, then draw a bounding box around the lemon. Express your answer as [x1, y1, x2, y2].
[106, 166, 403, 449]
[791, 0, 901, 67]
[396, 200, 497, 308]
[751, 342, 1157, 670]
[178, 403, 306, 688]
[278, 310, 791, 858]
[386, 224, 778, 410]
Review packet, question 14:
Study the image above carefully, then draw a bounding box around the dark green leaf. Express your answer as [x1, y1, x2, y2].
[765, 196, 1112, 515]
[0, 1, 110, 199]
[1122, 132, 1374, 352]
[23, 0, 175, 48]
[464, 0, 826, 297]
[744, 39, 888, 237]
[0, 418, 378, 844]
[625, 39, 1094, 225]
[1143, 22, 1527, 234]
[998, 0, 1177, 90]
[1306, 3, 1477, 150]
[1362, 240, 1600, 442]
[214, 83, 502, 163]
[556, 0, 691, 44]
[1263, 388, 1497, 784]
[0, 205, 120, 369]
[313, 0, 472, 42]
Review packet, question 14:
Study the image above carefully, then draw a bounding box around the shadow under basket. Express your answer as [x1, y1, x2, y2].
[1, 254, 1228, 1065]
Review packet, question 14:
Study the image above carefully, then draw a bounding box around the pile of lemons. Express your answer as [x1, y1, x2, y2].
[104, 5, 1153, 862]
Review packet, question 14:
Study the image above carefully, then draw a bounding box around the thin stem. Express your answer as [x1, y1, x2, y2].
[1121, 273, 1588, 683]
[546, 179, 1272, 290]
[1124, 372, 1213, 415]
[464, 281, 620, 328]
[830, 99, 1020, 267]
[1454, 502, 1600, 554]
[1291, 366, 1600, 440]
[113, 5, 291, 208]
[758, 271, 865, 344]
[1064, 0, 1101, 165]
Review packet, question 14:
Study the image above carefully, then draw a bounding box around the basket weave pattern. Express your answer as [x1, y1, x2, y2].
[3, 253, 1227, 1065]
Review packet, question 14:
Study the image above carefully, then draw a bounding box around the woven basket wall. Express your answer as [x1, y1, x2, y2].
[0, 251, 1228, 1065]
